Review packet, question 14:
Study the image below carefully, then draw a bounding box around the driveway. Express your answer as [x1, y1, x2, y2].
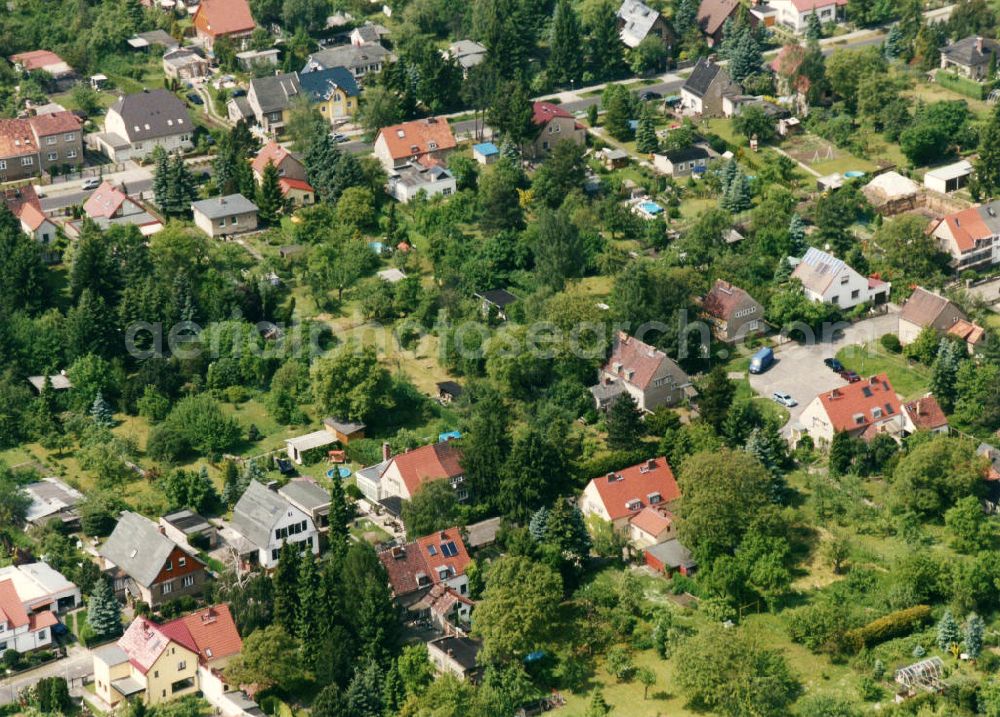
[748, 312, 899, 433]
[0, 644, 93, 705]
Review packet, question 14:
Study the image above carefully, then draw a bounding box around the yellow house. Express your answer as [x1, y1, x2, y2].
[91, 605, 243, 709]
[299, 66, 360, 124]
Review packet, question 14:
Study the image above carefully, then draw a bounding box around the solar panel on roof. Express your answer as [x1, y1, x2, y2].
[441, 541, 458, 557]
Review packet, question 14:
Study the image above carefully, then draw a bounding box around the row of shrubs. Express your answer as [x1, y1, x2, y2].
[842, 604, 932, 652]
[936, 71, 991, 101]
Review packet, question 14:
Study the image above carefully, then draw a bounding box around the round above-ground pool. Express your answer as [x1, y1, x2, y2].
[639, 200, 663, 215]
[327, 466, 351, 479]
[844, 170, 865, 179]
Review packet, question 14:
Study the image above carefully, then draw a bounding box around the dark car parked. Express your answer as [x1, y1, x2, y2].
[839, 370, 861, 383]
[824, 358, 844, 372]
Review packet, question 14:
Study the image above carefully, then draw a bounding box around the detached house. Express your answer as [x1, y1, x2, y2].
[527, 102, 586, 159]
[252, 141, 315, 207]
[792, 247, 889, 310]
[96, 89, 193, 161]
[940, 36, 1000, 81]
[303, 43, 393, 82]
[701, 279, 765, 342]
[230, 480, 319, 570]
[99, 511, 208, 608]
[617, 0, 673, 49]
[298, 66, 360, 124]
[193, 0, 256, 52]
[355, 441, 466, 510]
[0, 562, 80, 654]
[696, 0, 764, 45]
[93, 604, 242, 709]
[902, 394, 949, 435]
[387, 164, 456, 203]
[929, 200, 1000, 272]
[680, 58, 741, 117]
[378, 527, 472, 622]
[590, 331, 692, 412]
[768, 0, 846, 33]
[374, 118, 456, 171]
[245, 72, 301, 135]
[798, 373, 904, 444]
[191, 194, 259, 237]
[897, 287, 968, 345]
[71, 181, 163, 237]
[652, 145, 711, 177]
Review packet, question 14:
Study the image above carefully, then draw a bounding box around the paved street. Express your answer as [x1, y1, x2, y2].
[0, 644, 93, 706]
[748, 311, 900, 433]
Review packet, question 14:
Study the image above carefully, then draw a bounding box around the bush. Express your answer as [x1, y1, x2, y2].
[842, 605, 932, 652]
[880, 333, 902, 354]
[935, 71, 987, 100]
[345, 438, 383, 466]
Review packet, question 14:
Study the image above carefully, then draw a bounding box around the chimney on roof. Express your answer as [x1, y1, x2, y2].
[439, 530, 447, 539]
[158, 525, 166, 535]
[869, 375, 879, 385]
[831, 388, 841, 398]
[382, 442, 391, 461]
[266, 480, 279, 492]
[646, 458, 657, 470]
[978, 37, 984, 53]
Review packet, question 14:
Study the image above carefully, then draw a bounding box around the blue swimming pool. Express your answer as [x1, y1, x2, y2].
[327, 466, 351, 479]
[639, 201, 663, 215]
[844, 170, 865, 178]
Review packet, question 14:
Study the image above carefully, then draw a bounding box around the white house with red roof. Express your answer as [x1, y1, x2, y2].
[929, 200, 1000, 272]
[93, 604, 243, 709]
[71, 181, 163, 237]
[580, 456, 681, 535]
[768, 0, 846, 33]
[252, 141, 315, 207]
[0, 562, 79, 653]
[373, 117, 456, 171]
[798, 373, 904, 444]
[590, 331, 693, 412]
[356, 441, 466, 509]
[527, 102, 586, 159]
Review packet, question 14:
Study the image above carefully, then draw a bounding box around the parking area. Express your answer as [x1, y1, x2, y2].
[747, 312, 900, 433]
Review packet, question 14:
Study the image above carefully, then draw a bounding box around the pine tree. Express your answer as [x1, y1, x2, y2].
[937, 610, 960, 651]
[884, 25, 904, 60]
[273, 541, 302, 632]
[221, 460, 242, 507]
[728, 28, 764, 85]
[256, 161, 284, 225]
[965, 613, 985, 658]
[722, 172, 752, 213]
[550, 0, 582, 85]
[930, 339, 962, 412]
[788, 213, 807, 256]
[673, 0, 698, 38]
[829, 431, 856, 477]
[606, 393, 645, 452]
[585, 687, 611, 717]
[152, 146, 170, 209]
[164, 155, 197, 217]
[529, 506, 549, 541]
[295, 550, 320, 645]
[972, 104, 1000, 201]
[720, 157, 739, 193]
[602, 84, 633, 141]
[587, 0, 624, 78]
[90, 391, 114, 428]
[87, 578, 122, 639]
[328, 476, 352, 554]
[635, 106, 659, 154]
[805, 12, 822, 42]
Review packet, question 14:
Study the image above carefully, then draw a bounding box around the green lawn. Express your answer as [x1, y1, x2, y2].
[835, 343, 931, 400]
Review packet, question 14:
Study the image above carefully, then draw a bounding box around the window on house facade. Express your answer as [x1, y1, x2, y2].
[65, 133, 75, 141]
[0, 161, 7, 170]
[178, 660, 186, 670]
[851, 289, 860, 299]
[182, 575, 195, 588]
[47, 152, 57, 161]
[162, 581, 173, 595]
[179, 557, 186, 567]
[46, 137, 56, 145]
[840, 275, 849, 284]
[37, 629, 46, 641]
[21, 157, 33, 166]
[66, 150, 77, 159]
[166, 560, 172, 571]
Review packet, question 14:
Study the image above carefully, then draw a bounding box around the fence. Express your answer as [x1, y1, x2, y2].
[46, 162, 128, 185]
[935, 71, 989, 100]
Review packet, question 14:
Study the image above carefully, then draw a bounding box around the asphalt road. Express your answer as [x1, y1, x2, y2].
[0, 646, 93, 705]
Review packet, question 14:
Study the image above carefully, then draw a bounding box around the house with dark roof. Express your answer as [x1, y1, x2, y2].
[193, 0, 256, 51]
[298, 66, 360, 124]
[96, 89, 193, 161]
[93, 604, 243, 709]
[303, 43, 393, 81]
[590, 331, 692, 412]
[374, 117, 457, 171]
[191, 194, 259, 237]
[230, 481, 319, 570]
[701, 279, 765, 342]
[652, 144, 711, 177]
[799, 373, 904, 444]
[427, 635, 482, 681]
[475, 289, 519, 321]
[617, 0, 673, 48]
[645, 539, 697, 577]
[246, 72, 301, 135]
[940, 36, 1000, 80]
[278, 478, 331, 531]
[23, 477, 83, 528]
[377, 528, 472, 617]
[355, 441, 466, 505]
[696, 0, 748, 45]
[447, 40, 487, 76]
[527, 102, 586, 159]
[159, 510, 217, 550]
[929, 200, 1000, 272]
[99, 511, 208, 607]
[897, 287, 968, 346]
[388, 163, 457, 203]
[792, 247, 889, 310]
[680, 58, 741, 117]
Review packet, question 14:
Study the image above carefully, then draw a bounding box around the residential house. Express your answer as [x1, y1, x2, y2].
[897, 286, 968, 345]
[162, 48, 209, 81]
[298, 66, 360, 125]
[427, 636, 482, 682]
[70, 181, 163, 236]
[475, 288, 519, 320]
[278, 478, 331, 532]
[0, 563, 79, 653]
[580, 456, 681, 537]
[9, 50, 75, 89]
[696, 0, 745, 46]
[862, 171, 921, 216]
[93, 604, 242, 709]
[95, 89, 193, 161]
[791, 247, 890, 310]
[589, 331, 692, 412]
[278, 177, 315, 207]
[617, 0, 673, 49]
[947, 319, 986, 354]
[99, 511, 208, 607]
[940, 36, 999, 81]
[246, 72, 301, 135]
[17, 203, 59, 261]
[0, 111, 83, 182]
[23, 477, 83, 529]
[302, 43, 393, 81]
[192, 194, 259, 237]
[350, 23, 390, 46]
[374, 117, 456, 171]
[252, 141, 315, 206]
[680, 58, 741, 117]
[236, 48, 280, 70]
[652, 145, 711, 177]
[644, 539, 697, 577]
[387, 164, 456, 203]
[193, 0, 256, 52]
[768, 0, 846, 33]
[159, 510, 217, 551]
[929, 200, 1000, 272]
[446, 40, 487, 76]
[377, 527, 472, 615]
[527, 102, 586, 159]
[798, 373, 904, 444]
[230, 480, 319, 570]
[355, 441, 465, 507]
[472, 142, 499, 165]
[701, 279, 765, 342]
[924, 160, 973, 194]
[902, 394, 949, 435]
[26, 372, 72, 393]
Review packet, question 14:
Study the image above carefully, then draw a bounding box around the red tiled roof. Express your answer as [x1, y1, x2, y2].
[194, 0, 256, 38]
[0, 579, 29, 629]
[279, 177, 314, 194]
[816, 373, 902, 434]
[378, 543, 428, 596]
[163, 605, 242, 664]
[903, 394, 948, 432]
[948, 319, 985, 345]
[786, 0, 846, 10]
[376, 118, 456, 161]
[0, 118, 37, 158]
[628, 505, 674, 537]
[3, 185, 41, 217]
[702, 279, 756, 320]
[83, 181, 127, 219]
[18, 202, 49, 231]
[937, 205, 991, 253]
[27, 111, 81, 137]
[118, 617, 173, 674]
[379, 527, 471, 597]
[589, 457, 680, 522]
[392, 441, 464, 497]
[604, 331, 668, 391]
[10, 50, 66, 72]
[531, 101, 573, 125]
[416, 527, 471, 581]
[251, 141, 292, 176]
[28, 610, 58, 631]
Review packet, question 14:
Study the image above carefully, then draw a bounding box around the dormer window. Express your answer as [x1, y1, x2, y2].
[648, 492, 661, 505]
[853, 413, 866, 425]
[872, 407, 882, 419]
[625, 498, 642, 512]
[428, 141, 438, 150]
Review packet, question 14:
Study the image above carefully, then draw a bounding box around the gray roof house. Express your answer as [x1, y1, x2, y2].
[247, 72, 301, 133]
[278, 478, 332, 530]
[447, 40, 487, 75]
[617, 0, 673, 48]
[230, 481, 320, 569]
[940, 36, 1000, 81]
[191, 194, 259, 237]
[680, 58, 741, 117]
[99, 511, 207, 606]
[302, 43, 393, 80]
[23, 477, 84, 528]
[95, 89, 194, 161]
